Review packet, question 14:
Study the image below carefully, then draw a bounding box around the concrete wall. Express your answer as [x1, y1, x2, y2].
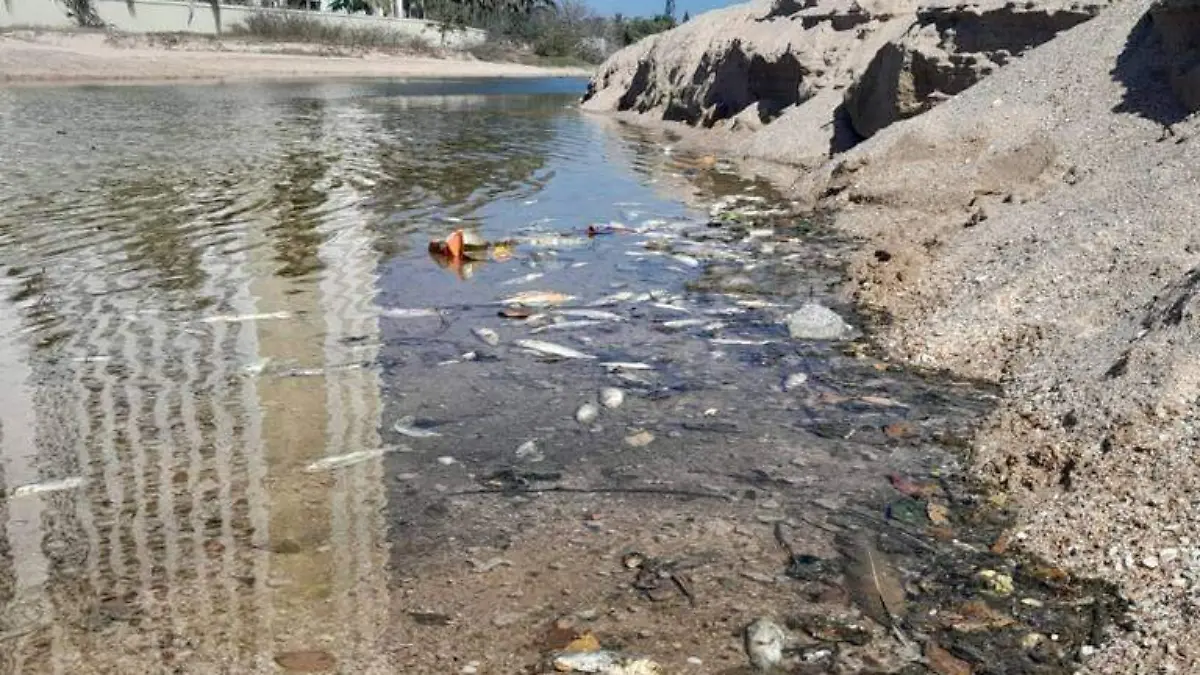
[0, 0, 487, 48]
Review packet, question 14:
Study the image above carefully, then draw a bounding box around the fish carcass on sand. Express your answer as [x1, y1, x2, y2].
[514, 339, 596, 360]
[501, 291, 575, 307]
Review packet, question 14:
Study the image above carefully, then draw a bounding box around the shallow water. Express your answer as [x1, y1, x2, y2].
[0, 78, 1019, 674]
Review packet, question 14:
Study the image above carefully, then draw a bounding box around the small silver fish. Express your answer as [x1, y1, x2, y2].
[514, 339, 595, 360]
[472, 327, 500, 346]
[671, 254, 701, 268]
[531, 320, 604, 334]
[651, 302, 690, 313]
[601, 361, 655, 371]
[711, 338, 774, 346]
[393, 417, 442, 438]
[382, 308, 442, 319]
[589, 291, 636, 306]
[502, 291, 575, 307]
[555, 309, 626, 322]
[305, 447, 405, 472]
[501, 272, 545, 286]
[200, 311, 291, 324]
[9, 477, 84, 498]
[661, 318, 709, 329]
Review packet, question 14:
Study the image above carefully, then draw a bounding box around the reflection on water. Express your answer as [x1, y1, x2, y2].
[0, 77, 698, 673]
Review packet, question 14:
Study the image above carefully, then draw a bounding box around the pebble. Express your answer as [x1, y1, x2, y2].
[515, 440, 543, 462]
[437, 456, 457, 466]
[686, 656, 703, 665]
[492, 612, 521, 627]
[1162, 548, 1180, 563]
[785, 302, 854, 340]
[461, 666, 477, 675]
[472, 327, 500, 347]
[600, 387, 625, 409]
[1144, 555, 1161, 569]
[783, 372, 808, 391]
[625, 431, 655, 447]
[576, 402, 600, 425]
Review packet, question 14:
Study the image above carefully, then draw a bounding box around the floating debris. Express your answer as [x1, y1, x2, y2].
[514, 339, 595, 360]
[600, 387, 625, 409]
[381, 308, 442, 319]
[472, 327, 500, 346]
[199, 311, 291, 324]
[394, 417, 442, 438]
[305, 447, 403, 472]
[502, 291, 575, 307]
[9, 476, 85, 498]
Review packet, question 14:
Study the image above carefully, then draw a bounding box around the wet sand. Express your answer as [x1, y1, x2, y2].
[0, 30, 591, 86]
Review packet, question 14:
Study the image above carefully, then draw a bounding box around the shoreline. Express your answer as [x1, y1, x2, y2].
[0, 29, 593, 87]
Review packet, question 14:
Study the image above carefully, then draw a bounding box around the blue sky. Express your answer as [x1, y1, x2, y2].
[586, 0, 740, 18]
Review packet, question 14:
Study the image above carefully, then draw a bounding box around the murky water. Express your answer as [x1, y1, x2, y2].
[0, 79, 1108, 675]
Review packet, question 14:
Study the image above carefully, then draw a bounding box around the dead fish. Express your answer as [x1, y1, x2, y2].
[671, 254, 701, 268]
[472, 327, 500, 346]
[243, 358, 271, 375]
[735, 299, 787, 309]
[589, 291, 636, 306]
[704, 307, 747, 316]
[661, 318, 709, 329]
[530, 320, 605, 334]
[556, 309, 626, 322]
[9, 477, 84, 498]
[601, 361, 654, 371]
[393, 417, 442, 438]
[199, 311, 291, 324]
[524, 235, 590, 249]
[305, 447, 404, 472]
[382, 308, 442, 319]
[501, 272, 544, 286]
[514, 339, 595, 360]
[711, 338, 774, 346]
[651, 302, 690, 313]
[501, 291, 575, 307]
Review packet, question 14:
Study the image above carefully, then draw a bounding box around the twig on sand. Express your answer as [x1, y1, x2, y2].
[448, 486, 732, 501]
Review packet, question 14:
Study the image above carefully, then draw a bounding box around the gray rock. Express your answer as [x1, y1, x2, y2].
[744, 617, 788, 671]
[786, 303, 854, 340]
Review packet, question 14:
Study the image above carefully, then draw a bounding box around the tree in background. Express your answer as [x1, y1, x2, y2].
[682, 10, 690, 21]
[663, 0, 675, 20]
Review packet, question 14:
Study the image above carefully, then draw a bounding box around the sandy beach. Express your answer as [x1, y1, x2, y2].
[0, 29, 591, 85]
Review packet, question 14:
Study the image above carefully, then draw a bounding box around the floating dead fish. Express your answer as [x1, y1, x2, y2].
[393, 417, 442, 438]
[305, 447, 405, 472]
[661, 318, 709, 329]
[651, 302, 690, 313]
[524, 235, 590, 249]
[602, 361, 655, 371]
[199, 311, 291, 324]
[70, 355, 111, 363]
[514, 339, 595, 360]
[671, 254, 701, 268]
[589, 291, 636, 306]
[472, 327, 500, 346]
[501, 291, 575, 307]
[530, 320, 605, 334]
[382, 308, 442, 319]
[501, 272, 544, 286]
[9, 477, 84, 498]
[556, 309, 626, 322]
[243, 358, 271, 375]
[704, 307, 747, 316]
[735, 299, 787, 309]
[711, 338, 774, 346]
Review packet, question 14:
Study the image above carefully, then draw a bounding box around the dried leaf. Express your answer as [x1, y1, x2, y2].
[927, 501, 950, 525]
[274, 650, 336, 672]
[839, 534, 906, 627]
[925, 642, 972, 675]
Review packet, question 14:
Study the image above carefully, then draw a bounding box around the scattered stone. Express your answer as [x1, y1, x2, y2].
[436, 456, 457, 466]
[516, 440, 543, 462]
[576, 402, 600, 425]
[686, 656, 702, 665]
[785, 303, 854, 341]
[1144, 555, 1160, 569]
[744, 617, 787, 672]
[1162, 548, 1180, 564]
[461, 663, 478, 674]
[783, 372, 809, 391]
[625, 431, 655, 447]
[600, 387, 626, 409]
[492, 611, 522, 627]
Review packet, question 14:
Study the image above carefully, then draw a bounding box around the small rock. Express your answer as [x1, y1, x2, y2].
[600, 387, 625, 409]
[576, 402, 600, 425]
[625, 431, 655, 447]
[437, 456, 457, 466]
[1081, 645, 1097, 658]
[461, 665, 478, 674]
[1162, 548, 1180, 563]
[686, 656, 703, 665]
[472, 327, 500, 347]
[785, 303, 854, 340]
[744, 617, 787, 671]
[1020, 633, 1045, 650]
[516, 440, 543, 462]
[783, 372, 808, 391]
[1144, 555, 1161, 569]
